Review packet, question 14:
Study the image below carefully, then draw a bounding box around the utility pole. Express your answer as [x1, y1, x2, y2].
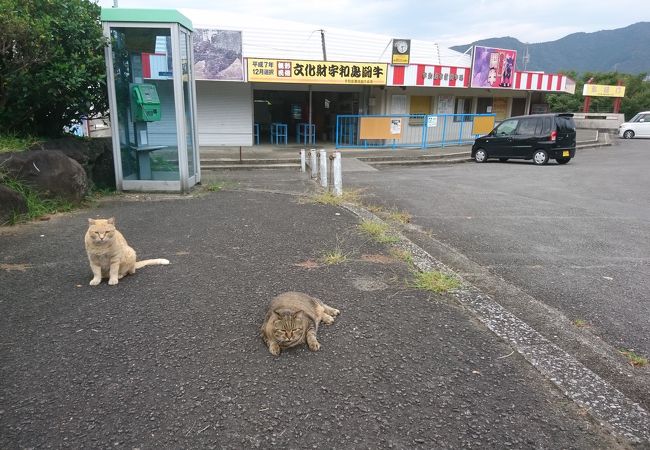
[320, 29, 327, 61]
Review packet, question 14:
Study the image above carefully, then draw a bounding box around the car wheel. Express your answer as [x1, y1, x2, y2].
[499, 158, 508, 162]
[623, 130, 635, 139]
[474, 148, 488, 163]
[556, 157, 571, 165]
[533, 149, 549, 165]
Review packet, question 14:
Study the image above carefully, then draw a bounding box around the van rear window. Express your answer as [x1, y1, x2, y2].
[555, 116, 576, 132]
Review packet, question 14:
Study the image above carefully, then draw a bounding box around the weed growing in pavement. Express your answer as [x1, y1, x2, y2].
[309, 189, 363, 206]
[620, 349, 648, 367]
[386, 210, 412, 224]
[573, 319, 589, 328]
[358, 219, 400, 244]
[319, 248, 348, 265]
[409, 270, 461, 293]
[206, 181, 227, 192]
[389, 247, 415, 267]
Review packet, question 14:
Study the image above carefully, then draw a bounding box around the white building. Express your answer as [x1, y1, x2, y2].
[177, 9, 574, 148]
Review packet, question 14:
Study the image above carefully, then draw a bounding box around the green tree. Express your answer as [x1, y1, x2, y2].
[0, 0, 107, 137]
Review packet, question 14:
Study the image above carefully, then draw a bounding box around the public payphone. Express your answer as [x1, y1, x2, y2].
[102, 8, 199, 192]
[131, 84, 161, 122]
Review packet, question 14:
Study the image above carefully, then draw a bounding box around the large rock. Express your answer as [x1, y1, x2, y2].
[29, 136, 115, 190]
[0, 150, 88, 203]
[0, 184, 28, 225]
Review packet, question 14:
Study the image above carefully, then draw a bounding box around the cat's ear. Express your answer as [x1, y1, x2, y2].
[292, 310, 305, 320]
[88, 218, 96, 225]
[107, 217, 115, 225]
[274, 308, 291, 317]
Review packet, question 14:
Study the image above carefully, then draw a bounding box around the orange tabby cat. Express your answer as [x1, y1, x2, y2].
[261, 291, 340, 356]
[85, 217, 169, 286]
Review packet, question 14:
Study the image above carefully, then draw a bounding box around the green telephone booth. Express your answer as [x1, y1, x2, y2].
[101, 8, 200, 192]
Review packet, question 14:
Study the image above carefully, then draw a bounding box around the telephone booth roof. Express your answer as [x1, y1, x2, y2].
[101, 8, 193, 31]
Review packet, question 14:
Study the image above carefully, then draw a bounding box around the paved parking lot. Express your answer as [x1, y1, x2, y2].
[346, 139, 650, 411]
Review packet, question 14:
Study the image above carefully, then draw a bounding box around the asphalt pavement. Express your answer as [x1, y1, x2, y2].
[0, 168, 638, 448]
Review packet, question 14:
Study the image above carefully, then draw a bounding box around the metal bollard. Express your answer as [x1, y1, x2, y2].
[319, 149, 327, 188]
[332, 152, 342, 197]
[309, 149, 317, 179]
[300, 149, 306, 173]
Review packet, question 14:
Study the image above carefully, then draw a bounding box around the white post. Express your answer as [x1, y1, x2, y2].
[309, 149, 317, 179]
[300, 149, 306, 173]
[333, 152, 342, 197]
[319, 149, 327, 188]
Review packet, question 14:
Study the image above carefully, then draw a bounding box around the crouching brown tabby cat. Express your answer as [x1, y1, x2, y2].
[85, 217, 169, 286]
[261, 291, 340, 356]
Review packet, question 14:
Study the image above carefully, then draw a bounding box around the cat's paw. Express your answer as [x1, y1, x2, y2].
[322, 314, 335, 325]
[89, 278, 101, 286]
[308, 339, 321, 352]
[108, 278, 119, 286]
[330, 308, 340, 316]
[269, 342, 281, 356]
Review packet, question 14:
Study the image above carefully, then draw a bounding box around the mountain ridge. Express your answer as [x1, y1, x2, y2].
[451, 22, 650, 74]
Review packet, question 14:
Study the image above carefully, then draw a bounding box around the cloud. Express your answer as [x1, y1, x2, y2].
[96, 0, 650, 47]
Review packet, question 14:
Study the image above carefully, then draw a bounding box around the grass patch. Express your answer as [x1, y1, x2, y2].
[358, 219, 400, 244]
[409, 270, 461, 293]
[620, 349, 648, 367]
[386, 210, 412, 224]
[319, 248, 347, 265]
[389, 247, 415, 267]
[309, 189, 362, 206]
[0, 134, 41, 153]
[573, 319, 589, 328]
[205, 181, 227, 192]
[2, 176, 76, 224]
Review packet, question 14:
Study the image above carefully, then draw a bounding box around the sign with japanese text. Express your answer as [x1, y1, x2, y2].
[582, 84, 626, 97]
[247, 58, 387, 85]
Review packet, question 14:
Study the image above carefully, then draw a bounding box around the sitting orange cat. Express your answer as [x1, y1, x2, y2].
[85, 217, 169, 286]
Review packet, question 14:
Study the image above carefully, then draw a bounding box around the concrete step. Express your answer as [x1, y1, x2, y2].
[367, 157, 470, 167]
[202, 163, 300, 170]
[356, 152, 468, 163]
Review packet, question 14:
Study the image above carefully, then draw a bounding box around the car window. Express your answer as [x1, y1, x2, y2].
[517, 118, 538, 136]
[496, 119, 519, 136]
[639, 114, 648, 122]
[556, 116, 576, 132]
[540, 117, 552, 135]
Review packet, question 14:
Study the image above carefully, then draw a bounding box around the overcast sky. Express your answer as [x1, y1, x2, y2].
[96, 0, 650, 48]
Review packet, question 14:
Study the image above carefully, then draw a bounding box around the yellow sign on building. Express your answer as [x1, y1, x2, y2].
[247, 58, 387, 85]
[582, 84, 626, 97]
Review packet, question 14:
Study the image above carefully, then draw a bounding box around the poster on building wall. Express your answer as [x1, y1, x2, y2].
[193, 29, 244, 81]
[437, 95, 454, 114]
[247, 58, 387, 85]
[471, 46, 517, 88]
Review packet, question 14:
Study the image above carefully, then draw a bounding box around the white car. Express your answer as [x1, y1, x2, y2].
[619, 111, 650, 139]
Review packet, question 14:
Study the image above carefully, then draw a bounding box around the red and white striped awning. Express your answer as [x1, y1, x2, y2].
[387, 64, 575, 94]
[388, 64, 471, 88]
[513, 71, 576, 94]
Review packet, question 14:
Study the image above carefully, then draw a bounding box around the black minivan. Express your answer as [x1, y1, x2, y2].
[471, 113, 576, 165]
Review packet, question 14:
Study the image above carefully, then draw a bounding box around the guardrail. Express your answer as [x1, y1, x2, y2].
[335, 113, 496, 150]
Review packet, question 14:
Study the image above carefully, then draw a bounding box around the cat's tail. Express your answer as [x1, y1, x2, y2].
[135, 258, 170, 269]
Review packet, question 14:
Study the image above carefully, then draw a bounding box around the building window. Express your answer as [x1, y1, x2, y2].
[454, 97, 472, 122]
